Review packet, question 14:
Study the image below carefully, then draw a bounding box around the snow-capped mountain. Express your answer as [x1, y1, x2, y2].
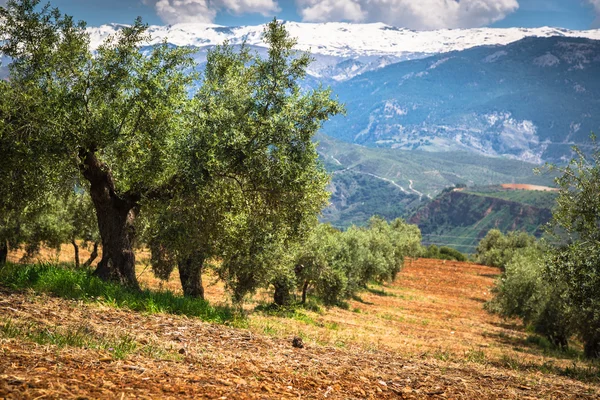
[87, 22, 600, 81]
[322, 36, 600, 163]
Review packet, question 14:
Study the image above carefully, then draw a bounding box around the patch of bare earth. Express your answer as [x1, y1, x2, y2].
[1, 259, 598, 399]
[500, 184, 559, 192]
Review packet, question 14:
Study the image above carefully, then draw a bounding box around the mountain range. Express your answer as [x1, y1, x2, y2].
[87, 22, 600, 82]
[322, 36, 600, 163]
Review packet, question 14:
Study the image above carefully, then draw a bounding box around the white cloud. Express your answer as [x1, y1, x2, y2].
[148, 0, 280, 24]
[588, 0, 600, 27]
[296, 0, 520, 30]
[297, 0, 365, 22]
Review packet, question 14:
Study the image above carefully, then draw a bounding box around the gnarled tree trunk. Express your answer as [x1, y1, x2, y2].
[0, 240, 8, 265]
[80, 151, 140, 290]
[84, 241, 99, 267]
[178, 252, 205, 299]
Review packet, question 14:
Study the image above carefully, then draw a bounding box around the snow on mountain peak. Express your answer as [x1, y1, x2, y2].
[87, 22, 600, 58]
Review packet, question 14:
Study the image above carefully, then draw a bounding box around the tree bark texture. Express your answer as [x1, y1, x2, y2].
[84, 241, 99, 267]
[273, 279, 292, 306]
[178, 253, 205, 299]
[0, 240, 8, 265]
[301, 281, 309, 304]
[71, 239, 80, 269]
[584, 334, 600, 359]
[80, 151, 140, 290]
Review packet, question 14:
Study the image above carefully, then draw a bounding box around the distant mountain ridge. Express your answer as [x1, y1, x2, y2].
[87, 22, 600, 82]
[322, 36, 600, 163]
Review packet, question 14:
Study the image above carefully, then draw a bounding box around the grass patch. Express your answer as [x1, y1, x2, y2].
[464, 348, 487, 364]
[1, 318, 138, 359]
[366, 286, 396, 297]
[525, 335, 583, 359]
[253, 303, 319, 326]
[0, 263, 238, 325]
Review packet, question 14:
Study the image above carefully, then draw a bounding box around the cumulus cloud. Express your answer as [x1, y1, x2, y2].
[148, 0, 280, 24]
[298, 0, 365, 22]
[296, 0, 520, 30]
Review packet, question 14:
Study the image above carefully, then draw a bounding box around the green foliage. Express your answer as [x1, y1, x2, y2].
[172, 19, 341, 304]
[481, 229, 572, 348]
[0, 0, 195, 193]
[485, 139, 600, 357]
[485, 243, 571, 348]
[0, 263, 237, 324]
[543, 139, 600, 357]
[476, 229, 538, 269]
[423, 245, 467, 261]
[0, 190, 98, 263]
[290, 218, 422, 307]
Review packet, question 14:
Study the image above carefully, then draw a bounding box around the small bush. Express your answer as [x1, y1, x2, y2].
[476, 229, 537, 269]
[423, 245, 467, 261]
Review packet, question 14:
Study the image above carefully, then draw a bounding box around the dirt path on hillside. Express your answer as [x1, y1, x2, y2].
[1, 260, 598, 399]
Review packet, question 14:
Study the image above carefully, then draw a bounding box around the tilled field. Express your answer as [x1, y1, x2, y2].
[1, 259, 598, 399]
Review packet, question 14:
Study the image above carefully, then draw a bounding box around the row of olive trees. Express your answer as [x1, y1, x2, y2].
[0, 0, 341, 301]
[274, 217, 422, 307]
[478, 230, 570, 348]
[482, 140, 600, 358]
[0, 191, 100, 267]
[147, 215, 421, 307]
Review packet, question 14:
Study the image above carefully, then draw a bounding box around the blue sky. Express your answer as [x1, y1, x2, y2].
[25, 0, 599, 30]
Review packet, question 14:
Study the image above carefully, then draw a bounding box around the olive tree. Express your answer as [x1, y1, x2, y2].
[545, 139, 600, 357]
[1, 2, 341, 295]
[1, 0, 195, 287]
[141, 20, 342, 301]
[182, 21, 341, 303]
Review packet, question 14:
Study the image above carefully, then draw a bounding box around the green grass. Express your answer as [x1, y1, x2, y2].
[1, 318, 139, 359]
[0, 263, 239, 325]
[254, 303, 320, 326]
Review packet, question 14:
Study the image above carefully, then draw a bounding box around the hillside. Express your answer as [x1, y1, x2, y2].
[2, 258, 599, 398]
[322, 36, 600, 163]
[317, 134, 556, 228]
[410, 188, 555, 253]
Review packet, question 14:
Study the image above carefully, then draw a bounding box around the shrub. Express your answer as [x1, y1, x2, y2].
[476, 229, 537, 269]
[423, 245, 467, 262]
